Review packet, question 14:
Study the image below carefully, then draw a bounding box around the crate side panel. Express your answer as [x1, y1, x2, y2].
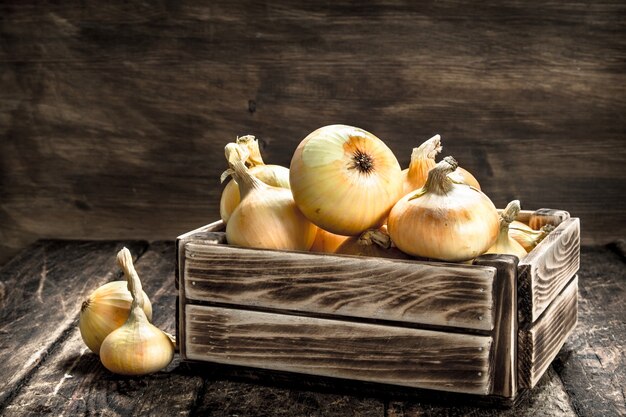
[519, 218, 580, 323]
[185, 305, 494, 395]
[519, 275, 578, 389]
[183, 243, 496, 331]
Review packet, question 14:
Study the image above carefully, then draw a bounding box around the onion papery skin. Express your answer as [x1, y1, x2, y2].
[79, 281, 153, 355]
[290, 124, 403, 236]
[335, 235, 411, 259]
[310, 228, 349, 253]
[388, 185, 499, 262]
[226, 186, 317, 251]
[220, 165, 290, 224]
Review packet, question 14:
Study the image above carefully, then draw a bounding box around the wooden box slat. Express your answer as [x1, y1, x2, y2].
[185, 305, 494, 395]
[184, 242, 497, 332]
[518, 218, 581, 324]
[519, 275, 578, 388]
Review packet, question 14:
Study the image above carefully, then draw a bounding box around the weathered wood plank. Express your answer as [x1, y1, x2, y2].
[518, 218, 581, 324]
[185, 305, 494, 395]
[553, 246, 626, 417]
[1, 0, 625, 266]
[183, 242, 496, 332]
[2, 242, 206, 416]
[473, 255, 518, 400]
[0, 240, 147, 409]
[519, 276, 578, 389]
[528, 209, 570, 230]
[386, 367, 577, 417]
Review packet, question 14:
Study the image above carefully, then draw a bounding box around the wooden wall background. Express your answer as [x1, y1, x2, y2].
[1, 1, 624, 264]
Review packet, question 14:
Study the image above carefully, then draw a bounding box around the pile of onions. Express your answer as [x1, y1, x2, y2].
[220, 135, 290, 224]
[401, 134, 481, 195]
[223, 142, 317, 251]
[335, 228, 410, 259]
[289, 124, 403, 236]
[485, 200, 528, 259]
[388, 157, 499, 262]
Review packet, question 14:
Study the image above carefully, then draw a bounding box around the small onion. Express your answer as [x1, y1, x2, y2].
[388, 156, 499, 262]
[401, 134, 481, 195]
[509, 223, 555, 252]
[290, 124, 403, 236]
[225, 143, 317, 251]
[220, 135, 290, 224]
[335, 228, 411, 259]
[486, 200, 528, 259]
[79, 281, 153, 355]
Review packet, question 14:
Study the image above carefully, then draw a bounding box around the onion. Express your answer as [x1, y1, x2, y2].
[388, 156, 499, 262]
[310, 228, 349, 253]
[486, 200, 528, 258]
[290, 124, 403, 236]
[509, 223, 555, 252]
[224, 143, 317, 251]
[220, 135, 289, 224]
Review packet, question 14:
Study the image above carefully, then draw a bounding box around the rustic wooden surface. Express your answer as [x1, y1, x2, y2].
[519, 218, 581, 323]
[519, 276, 578, 389]
[183, 241, 497, 331]
[0, 241, 623, 416]
[1, 1, 625, 266]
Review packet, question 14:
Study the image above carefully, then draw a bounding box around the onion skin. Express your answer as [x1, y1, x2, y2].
[450, 167, 481, 190]
[335, 229, 411, 260]
[310, 228, 349, 253]
[388, 157, 499, 262]
[290, 124, 403, 236]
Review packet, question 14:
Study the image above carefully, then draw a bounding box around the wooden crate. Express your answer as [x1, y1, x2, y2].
[175, 209, 580, 405]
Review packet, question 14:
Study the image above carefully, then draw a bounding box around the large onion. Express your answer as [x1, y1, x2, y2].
[290, 125, 403, 236]
[388, 156, 499, 262]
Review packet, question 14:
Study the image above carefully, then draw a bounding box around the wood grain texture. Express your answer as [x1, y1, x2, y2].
[185, 305, 494, 395]
[519, 218, 580, 323]
[2, 242, 207, 417]
[553, 246, 626, 417]
[1, 1, 625, 265]
[0, 240, 147, 410]
[183, 242, 497, 331]
[519, 275, 578, 389]
[473, 255, 518, 399]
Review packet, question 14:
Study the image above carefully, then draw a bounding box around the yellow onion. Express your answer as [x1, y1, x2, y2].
[310, 228, 349, 253]
[290, 125, 403, 236]
[401, 134, 481, 194]
[225, 143, 317, 251]
[335, 228, 411, 259]
[486, 200, 528, 259]
[79, 281, 153, 355]
[220, 135, 290, 224]
[388, 156, 499, 262]
[509, 223, 555, 252]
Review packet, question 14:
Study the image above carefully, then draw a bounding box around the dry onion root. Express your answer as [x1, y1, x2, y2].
[220, 135, 290, 224]
[486, 200, 528, 259]
[334, 228, 411, 259]
[388, 156, 499, 262]
[290, 124, 403, 236]
[224, 143, 317, 251]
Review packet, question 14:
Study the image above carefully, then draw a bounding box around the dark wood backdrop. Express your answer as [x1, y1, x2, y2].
[1, 1, 624, 264]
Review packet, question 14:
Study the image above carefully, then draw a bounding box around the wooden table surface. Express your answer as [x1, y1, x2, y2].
[0, 240, 623, 417]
